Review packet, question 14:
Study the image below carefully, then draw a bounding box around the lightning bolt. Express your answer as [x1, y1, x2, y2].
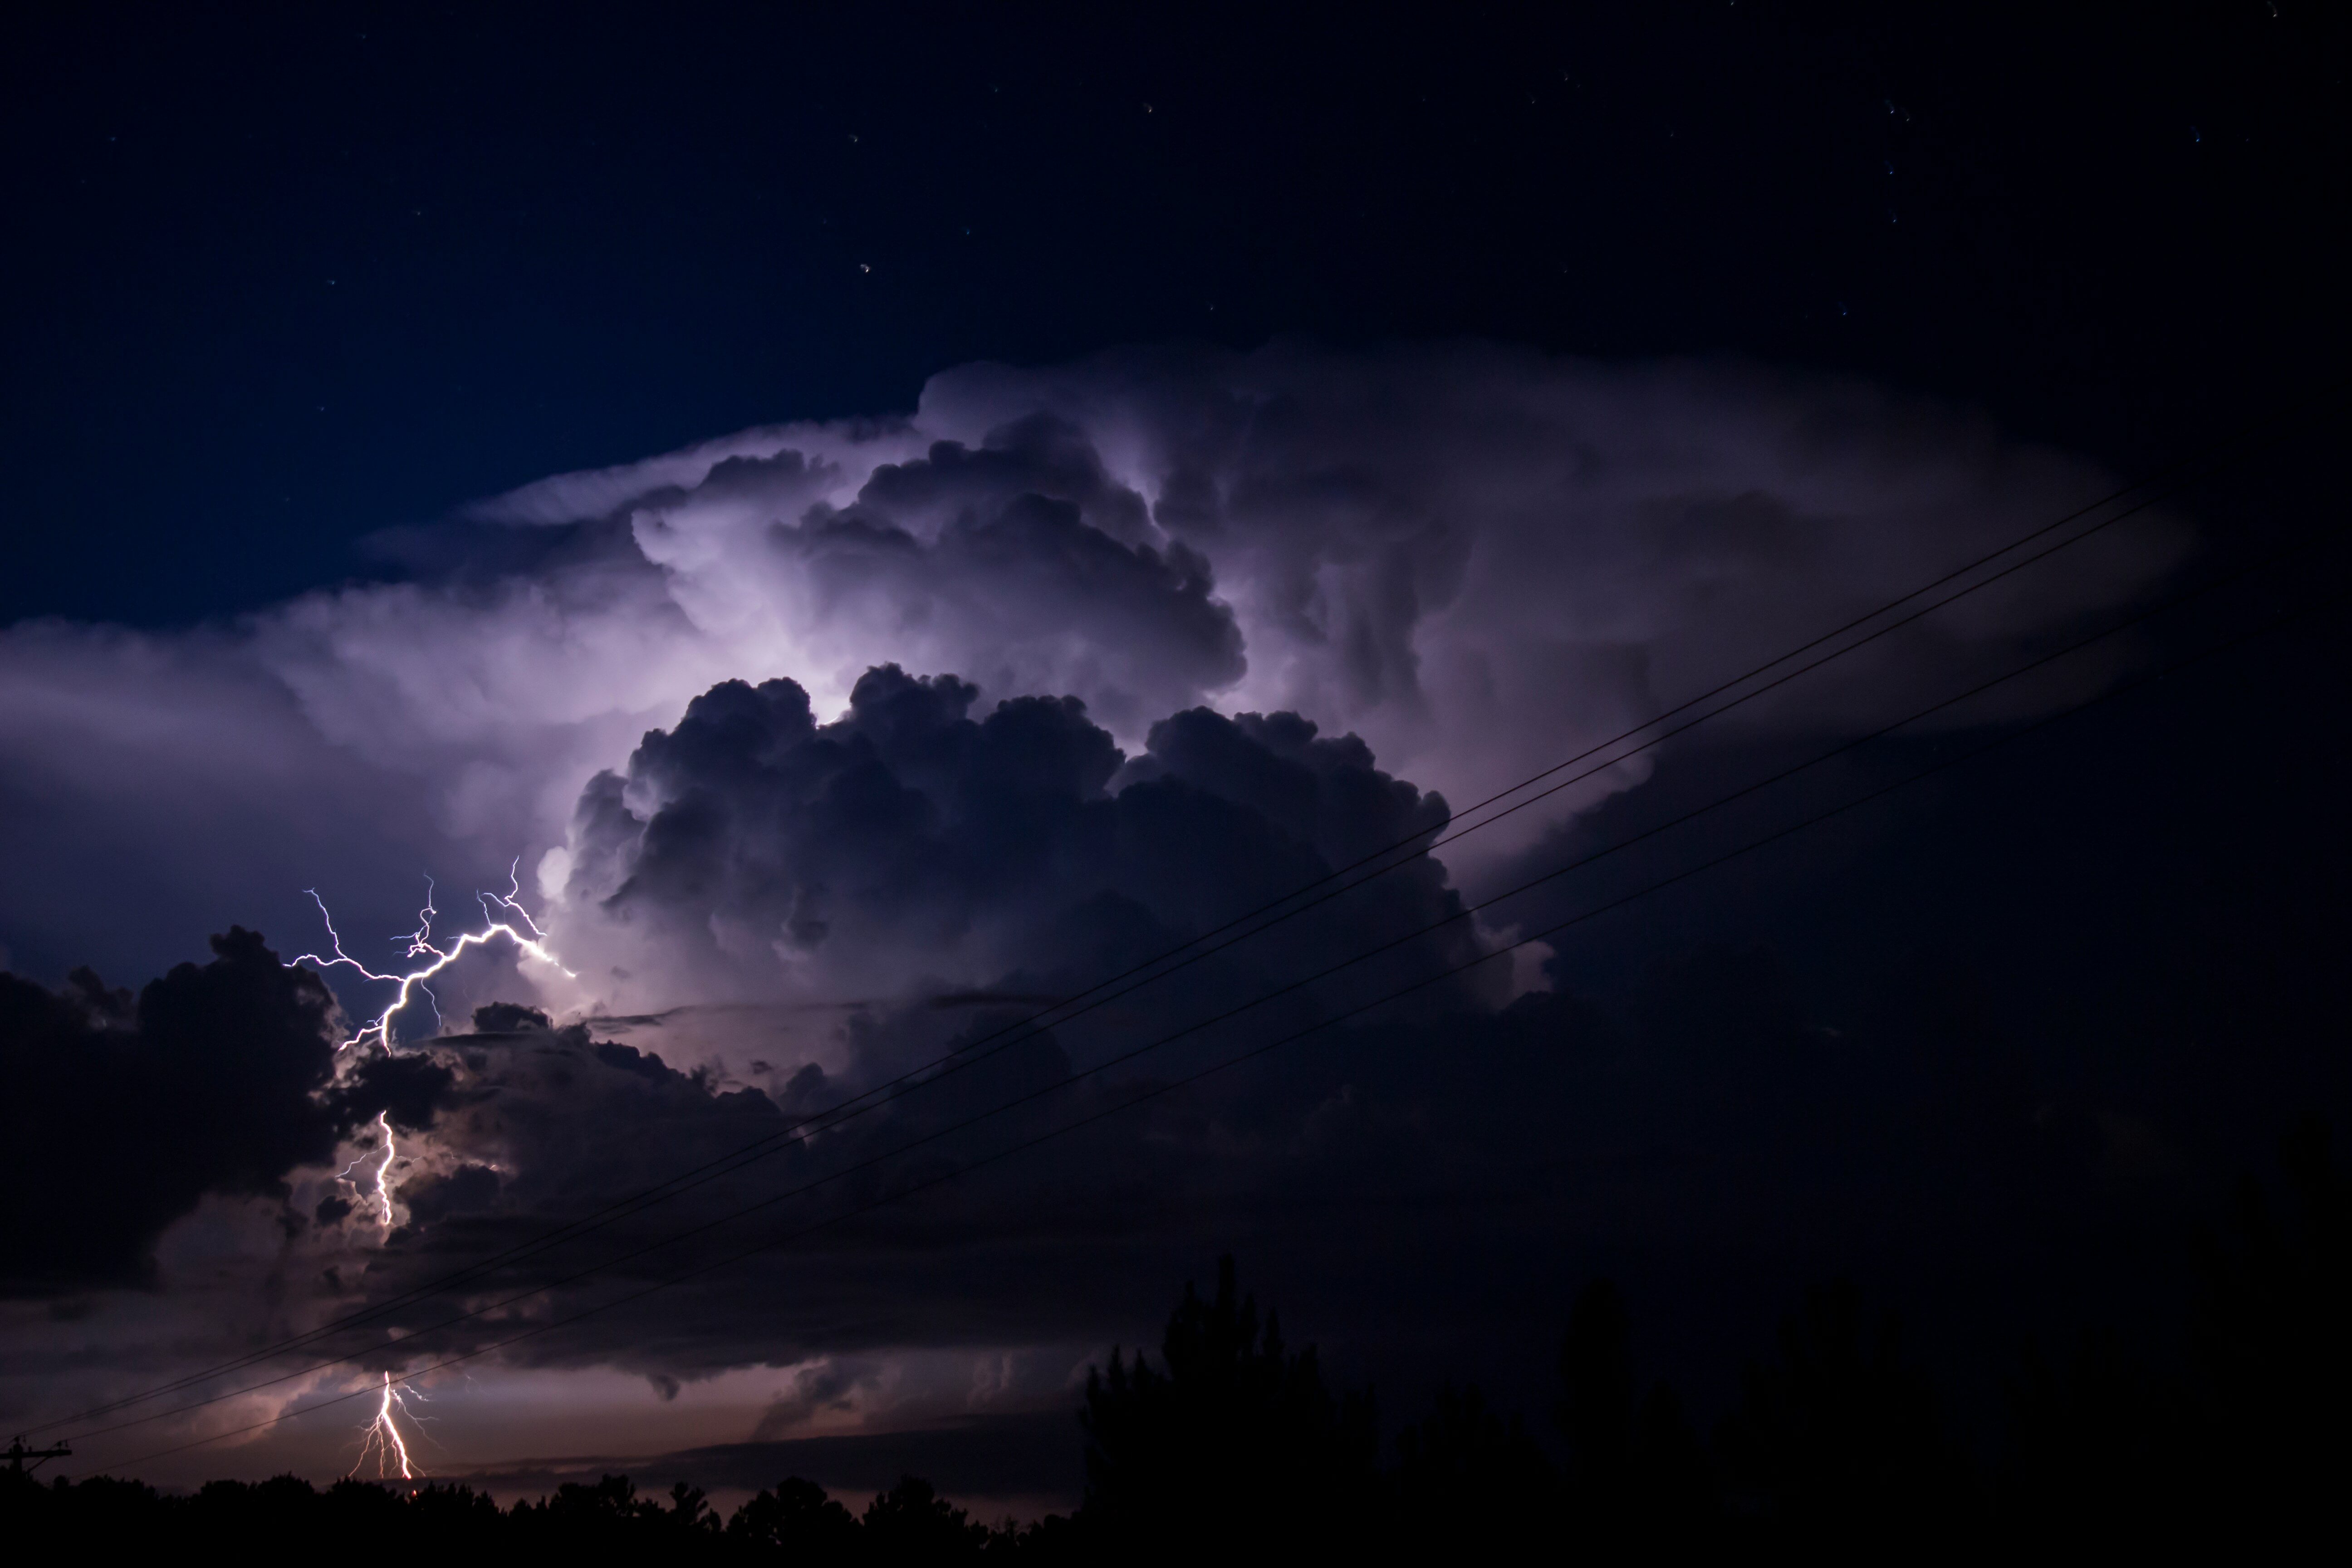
[350, 1370, 427, 1482]
[291, 859, 574, 1051]
[292, 865, 549, 1480]
[336, 1110, 401, 1231]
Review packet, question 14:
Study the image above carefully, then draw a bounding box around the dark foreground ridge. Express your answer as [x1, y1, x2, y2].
[6, 1121, 2343, 1561]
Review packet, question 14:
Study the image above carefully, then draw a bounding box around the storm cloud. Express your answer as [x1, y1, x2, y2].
[0, 929, 453, 1292]
[45, 668, 2118, 1416]
[0, 343, 2182, 996]
[272, 671, 1494, 1371]
[557, 661, 1475, 1026]
[0, 342, 2206, 1484]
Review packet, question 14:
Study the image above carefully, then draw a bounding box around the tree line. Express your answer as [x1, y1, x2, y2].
[4, 1120, 2341, 1559]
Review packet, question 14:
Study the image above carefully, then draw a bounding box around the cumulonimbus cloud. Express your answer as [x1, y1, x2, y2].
[0, 341, 2183, 1012]
[0, 345, 2206, 1465]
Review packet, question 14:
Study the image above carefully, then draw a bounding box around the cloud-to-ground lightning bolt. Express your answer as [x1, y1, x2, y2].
[351, 1371, 428, 1482]
[289, 865, 550, 1476]
[291, 860, 573, 1051]
[336, 1111, 401, 1231]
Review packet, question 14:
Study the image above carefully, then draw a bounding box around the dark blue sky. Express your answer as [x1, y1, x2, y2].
[5, 2, 2339, 626]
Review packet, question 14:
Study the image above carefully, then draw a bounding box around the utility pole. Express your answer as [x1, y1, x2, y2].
[5, 1436, 70, 1475]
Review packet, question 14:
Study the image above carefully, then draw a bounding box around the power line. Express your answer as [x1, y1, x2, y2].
[93, 558, 2349, 1475]
[26, 391, 2336, 1439]
[56, 514, 2343, 1456]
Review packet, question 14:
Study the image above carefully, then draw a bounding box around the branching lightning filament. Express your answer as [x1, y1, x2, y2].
[337, 1110, 401, 1231]
[351, 1371, 426, 1482]
[292, 859, 574, 1051]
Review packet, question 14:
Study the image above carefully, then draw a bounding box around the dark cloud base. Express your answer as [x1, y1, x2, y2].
[0, 930, 453, 1293]
[453, 1409, 1079, 1510]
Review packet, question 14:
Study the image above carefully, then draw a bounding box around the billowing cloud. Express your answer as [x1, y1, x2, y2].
[0, 343, 2201, 1485]
[269, 673, 1494, 1366]
[0, 928, 452, 1292]
[0, 343, 2182, 994]
[554, 662, 1475, 1028]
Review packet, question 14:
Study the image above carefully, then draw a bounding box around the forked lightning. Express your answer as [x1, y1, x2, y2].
[291, 860, 573, 1052]
[351, 1371, 426, 1482]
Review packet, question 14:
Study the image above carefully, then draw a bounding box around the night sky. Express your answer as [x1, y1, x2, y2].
[1, 1, 2345, 1517]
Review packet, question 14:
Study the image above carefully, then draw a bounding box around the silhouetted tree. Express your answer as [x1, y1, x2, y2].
[1559, 1280, 1637, 1499]
[2178, 1116, 2348, 1546]
[980, 1509, 1081, 1559]
[1078, 1255, 1377, 1556]
[0, 1469, 168, 1551]
[663, 1479, 724, 1543]
[1556, 1279, 1713, 1554]
[2000, 1120, 2351, 1549]
[512, 1470, 724, 1555]
[400, 1480, 508, 1542]
[727, 1475, 861, 1559]
[1391, 1381, 1555, 1555]
[2001, 1329, 2172, 1550]
[864, 1473, 989, 1560]
[1716, 1278, 1969, 1557]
